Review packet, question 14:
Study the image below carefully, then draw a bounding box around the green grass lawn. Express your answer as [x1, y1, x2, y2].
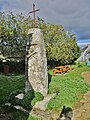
[0, 64, 90, 120]
[48, 65, 90, 110]
[0, 74, 25, 105]
[0, 74, 28, 120]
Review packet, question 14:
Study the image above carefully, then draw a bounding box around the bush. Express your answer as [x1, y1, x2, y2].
[31, 92, 44, 107]
[77, 61, 82, 67]
[7, 90, 44, 110]
[28, 115, 41, 120]
[7, 89, 24, 105]
[0, 60, 25, 74]
[22, 90, 34, 110]
[7, 90, 35, 110]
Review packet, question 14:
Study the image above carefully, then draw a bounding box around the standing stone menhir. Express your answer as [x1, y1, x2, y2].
[26, 28, 48, 96]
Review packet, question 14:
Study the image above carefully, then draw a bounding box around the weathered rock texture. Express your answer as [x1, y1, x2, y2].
[27, 28, 48, 96]
[30, 94, 59, 120]
[33, 94, 56, 111]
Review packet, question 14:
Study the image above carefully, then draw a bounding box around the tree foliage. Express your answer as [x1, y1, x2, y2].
[42, 24, 81, 65]
[0, 12, 32, 58]
[0, 12, 81, 65]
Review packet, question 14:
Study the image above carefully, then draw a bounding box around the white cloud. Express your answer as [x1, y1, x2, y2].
[0, 0, 90, 41]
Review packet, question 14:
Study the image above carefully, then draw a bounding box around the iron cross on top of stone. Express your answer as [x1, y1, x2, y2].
[29, 4, 40, 28]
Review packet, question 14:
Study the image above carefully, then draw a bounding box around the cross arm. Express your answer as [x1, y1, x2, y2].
[28, 9, 40, 14]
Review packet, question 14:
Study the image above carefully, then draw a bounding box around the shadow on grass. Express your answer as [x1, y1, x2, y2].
[0, 105, 29, 120]
[48, 73, 52, 88]
[57, 106, 73, 120]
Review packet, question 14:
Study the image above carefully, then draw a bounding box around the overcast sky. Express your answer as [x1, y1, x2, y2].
[0, 0, 90, 43]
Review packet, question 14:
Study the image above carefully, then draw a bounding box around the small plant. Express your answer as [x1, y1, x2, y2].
[22, 90, 35, 110]
[77, 61, 82, 67]
[31, 92, 44, 107]
[28, 115, 41, 120]
[24, 90, 35, 101]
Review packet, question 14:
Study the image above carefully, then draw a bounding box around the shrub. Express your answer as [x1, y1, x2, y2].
[31, 92, 44, 107]
[77, 61, 82, 67]
[7, 90, 35, 110]
[7, 90, 44, 110]
[0, 60, 25, 74]
[28, 115, 41, 120]
[22, 90, 34, 110]
[7, 89, 24, 105]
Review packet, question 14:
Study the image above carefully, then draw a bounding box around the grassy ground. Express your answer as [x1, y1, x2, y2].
[48, 65, 90, 110]
[0, 63, 90, 120]
[0, 74, 25, 105]
[0, 74, 28, 120]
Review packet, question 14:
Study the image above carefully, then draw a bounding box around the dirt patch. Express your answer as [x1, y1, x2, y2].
[82, 72, 90, 84]
[72, 72, 90, 120]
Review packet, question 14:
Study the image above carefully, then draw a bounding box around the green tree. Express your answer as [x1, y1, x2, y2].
[0, 12, 81, 66]
[42, 24, 81, 66]
[0, 12, 32, 59]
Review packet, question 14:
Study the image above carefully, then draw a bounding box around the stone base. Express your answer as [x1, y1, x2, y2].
[30, 94, 59, 120]
[33, 94, 56, 111]
[30, 109, 59, 120]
